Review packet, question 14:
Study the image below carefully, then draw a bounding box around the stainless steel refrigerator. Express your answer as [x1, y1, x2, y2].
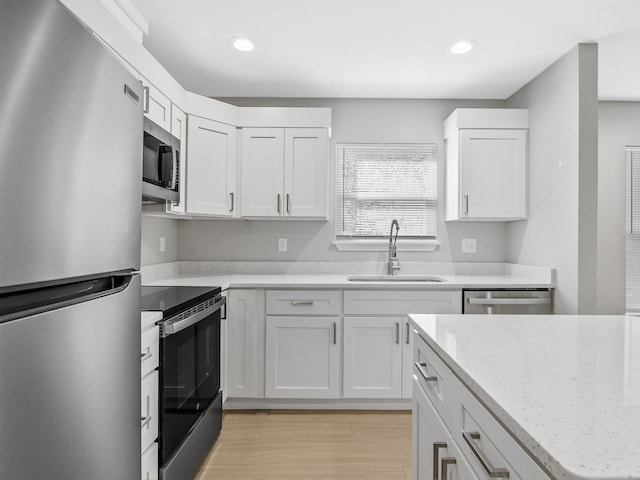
[0, 0, 143, 478]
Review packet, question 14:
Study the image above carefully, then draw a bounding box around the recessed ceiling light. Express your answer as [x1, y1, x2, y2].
[232, 37, 255, 52]
[449, 40, 477, 55]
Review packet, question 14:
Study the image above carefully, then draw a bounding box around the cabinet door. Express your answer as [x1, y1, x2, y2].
[225, 290, 258, 398]
[140, 76, 171, 131]
[459, 129, 527, 220]
[265, 316, 340, 398]
[168, 106, 187, 213]
[186, 116, 237, 216]
[141, 442, 158, 480]
[413, 378, 478, 480]
[241, 128, 285, 217]
[343, 316, 403, 398]
[284, 128, 328, 218]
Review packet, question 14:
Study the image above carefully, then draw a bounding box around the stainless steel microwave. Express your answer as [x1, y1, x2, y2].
[142, 117, 180, 203]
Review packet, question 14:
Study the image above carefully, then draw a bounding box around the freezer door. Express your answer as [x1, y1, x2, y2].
[0, 274, 141, 479]
[0, 0, 142, 288]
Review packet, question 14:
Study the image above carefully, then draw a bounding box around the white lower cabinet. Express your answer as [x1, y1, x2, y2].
[224, 288, 466, 404]
[225, 289, 259, 398]
[141, 317, 160, 480]
[141, 441, 159, 480]
[344, 290, 462, 400]
[413, 378, 478, 480]
[343, 316, 403, 398]
[265, 316, 341, 398]
[413, 331, 552, 480]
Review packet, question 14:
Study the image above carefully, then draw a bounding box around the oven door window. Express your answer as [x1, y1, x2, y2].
[160, 312, 220, 461]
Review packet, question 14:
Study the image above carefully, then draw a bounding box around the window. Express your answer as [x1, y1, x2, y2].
[626, 146, 640, 312]
[335, 143, 437, 250]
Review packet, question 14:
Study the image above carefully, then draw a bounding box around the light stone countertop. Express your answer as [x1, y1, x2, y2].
[409, 313, 640, 480]
[141, 261, 556, 290]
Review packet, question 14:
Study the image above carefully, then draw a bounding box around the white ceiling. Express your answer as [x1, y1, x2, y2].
[129, 0, 640, 100]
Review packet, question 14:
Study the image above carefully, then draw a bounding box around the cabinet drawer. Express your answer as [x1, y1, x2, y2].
[141, 325, 159, 378]
[344, 290, 462, 315]
[451, 380, 551, 480]
[266, 290, 341, 315]
[141, 442, 158, 480]
[141, 370, 159, 453]
[413, 332, 453, 424]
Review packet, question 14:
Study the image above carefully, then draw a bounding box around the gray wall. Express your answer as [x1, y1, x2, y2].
[177, 98, 509, 263]
[141, 216, 178, 265]
[505, 44, 599, 314]
[597, 101, 640, 314]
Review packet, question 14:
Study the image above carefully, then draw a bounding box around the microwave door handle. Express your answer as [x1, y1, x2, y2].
[158, 144, 173, 187]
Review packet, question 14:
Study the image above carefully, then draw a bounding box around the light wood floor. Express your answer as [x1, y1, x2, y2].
[194, 410, 412, 480]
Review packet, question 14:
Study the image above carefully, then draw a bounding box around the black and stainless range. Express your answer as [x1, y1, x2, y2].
[141, 285, 226, 480]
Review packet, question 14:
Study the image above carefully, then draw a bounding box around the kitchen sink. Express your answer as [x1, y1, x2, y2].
[347, 275, 446, 282]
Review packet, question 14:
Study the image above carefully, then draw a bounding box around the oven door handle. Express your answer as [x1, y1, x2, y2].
[161, 296, 226, 337]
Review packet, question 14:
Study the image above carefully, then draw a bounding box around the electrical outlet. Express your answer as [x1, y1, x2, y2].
[461, 238, 476, 253]
[278, 238, 287, 252]
[160, 236, 166, 253]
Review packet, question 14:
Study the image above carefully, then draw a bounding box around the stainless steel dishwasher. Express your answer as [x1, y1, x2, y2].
[463, 289, 553, 314]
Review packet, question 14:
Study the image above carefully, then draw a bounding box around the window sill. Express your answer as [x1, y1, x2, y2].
[333, 239, 439, 252]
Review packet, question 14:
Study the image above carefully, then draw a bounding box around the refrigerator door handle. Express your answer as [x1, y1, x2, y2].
[0, 273, 136, 324]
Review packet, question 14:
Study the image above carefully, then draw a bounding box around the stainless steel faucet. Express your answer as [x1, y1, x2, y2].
[388, 219, 400, 275]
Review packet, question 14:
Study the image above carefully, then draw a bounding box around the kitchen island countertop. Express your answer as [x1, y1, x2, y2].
[409, 313, 640, 480]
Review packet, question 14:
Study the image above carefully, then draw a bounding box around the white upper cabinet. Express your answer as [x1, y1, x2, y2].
[139, 76, 172, 131]
[186, 115, 238, 217]
[241, 127, 329, 219]
[444, 108, 528, 221]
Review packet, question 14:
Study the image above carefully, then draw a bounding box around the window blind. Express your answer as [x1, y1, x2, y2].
[336, 143, 437, 238]
[626, 146, 640, 312]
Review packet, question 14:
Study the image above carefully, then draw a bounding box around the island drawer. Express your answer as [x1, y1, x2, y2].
[451, 379, 551, 480]
[413, 332, 453, 424]
[266, 290, 341, 315]
[344, 290, 462, 315]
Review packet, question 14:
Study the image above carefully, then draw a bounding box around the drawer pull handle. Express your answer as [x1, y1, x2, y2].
[395, 322, 400, 344]
[433, 442, 447, 480]
[291, 300, 314, 306]
[463, 431, 510, 478]
[467, 297, 551, 306]
[441, 457, 457, 480]
[141, 351, 152, 362]
[333, 322, 337, 345]
[415, 361, 437, 382]
[141, 416, 152, 429]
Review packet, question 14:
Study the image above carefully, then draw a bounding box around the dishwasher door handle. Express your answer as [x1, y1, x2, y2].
[467, 297, 551, 306]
